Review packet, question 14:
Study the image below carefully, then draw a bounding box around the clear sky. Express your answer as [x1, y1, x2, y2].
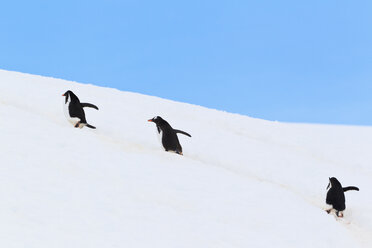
[1, 0, 371, 125]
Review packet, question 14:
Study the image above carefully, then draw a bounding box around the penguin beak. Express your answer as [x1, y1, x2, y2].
[148, 119, 153, 122]
[62, 93, 65, 96]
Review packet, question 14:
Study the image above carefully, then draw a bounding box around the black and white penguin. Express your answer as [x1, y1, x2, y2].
[62, 90, 99, 129]
[325, 177, 359, 217]
[148, 116, 191, 155]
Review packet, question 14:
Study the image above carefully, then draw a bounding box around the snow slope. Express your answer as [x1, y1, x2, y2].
[0, 69, 371, 248]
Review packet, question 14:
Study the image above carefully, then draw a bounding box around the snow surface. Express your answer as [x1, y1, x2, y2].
[0, 69, 371, 248]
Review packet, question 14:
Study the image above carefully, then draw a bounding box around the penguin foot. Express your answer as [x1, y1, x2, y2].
[336, 211, 344, 218]
[165, 149, 183, 156]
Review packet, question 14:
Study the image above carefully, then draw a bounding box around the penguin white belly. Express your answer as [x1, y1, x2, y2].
[156, 129, 164, 147]
[157, 129, 163, 144]
[325, 203, 333, 210]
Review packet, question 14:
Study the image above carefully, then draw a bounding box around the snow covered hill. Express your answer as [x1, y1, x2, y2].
[0, 69, 371, 248]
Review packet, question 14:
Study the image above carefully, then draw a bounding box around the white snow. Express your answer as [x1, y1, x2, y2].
[0, 69, 371, 248]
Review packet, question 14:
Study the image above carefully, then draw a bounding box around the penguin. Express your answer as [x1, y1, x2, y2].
[148, 116, 191, 155]
[325, 177, 359, 217]
[62, 90, 99, 129]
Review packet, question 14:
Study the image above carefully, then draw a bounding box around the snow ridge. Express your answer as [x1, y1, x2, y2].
[0, 69, 371, 248]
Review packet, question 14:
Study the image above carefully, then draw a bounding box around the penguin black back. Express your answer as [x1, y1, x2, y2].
[63, 91, 86, 123]
[326, 177, 346, 212]
[148, 116, 191, 155]
[62, 90, 99, 129]
[326, 177, 359, 217]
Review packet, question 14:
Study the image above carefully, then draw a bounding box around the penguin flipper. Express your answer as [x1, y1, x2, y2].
[174, 129, 191, 137]
[81, 103, 99, 110]
[343, 186, 359, 192]
[85, 124, 96, 129]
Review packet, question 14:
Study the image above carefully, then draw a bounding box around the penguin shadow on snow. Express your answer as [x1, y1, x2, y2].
[62, 90, 99, 129]
[148, 116, 191, 156]
[325, 177, 359, 218]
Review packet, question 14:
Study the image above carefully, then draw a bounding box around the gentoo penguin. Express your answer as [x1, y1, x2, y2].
[62, 90, 99, 129]
[325, 177, 359, 217]
[148, 116, 191, 155]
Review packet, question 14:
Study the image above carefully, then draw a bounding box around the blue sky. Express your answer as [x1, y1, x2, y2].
[1, 0, 371, 125]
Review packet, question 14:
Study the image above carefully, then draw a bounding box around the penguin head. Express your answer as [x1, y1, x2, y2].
[148, 116, 166, 125]
[327, 177, 342, 190]
[62, 90, 78, 103]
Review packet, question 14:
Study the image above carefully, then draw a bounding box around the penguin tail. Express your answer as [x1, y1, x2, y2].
[81, 103, 99, 110]
[174, 129, 191, 137]
[343, 186, 359, 192]
[85, 124, 96, 129]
